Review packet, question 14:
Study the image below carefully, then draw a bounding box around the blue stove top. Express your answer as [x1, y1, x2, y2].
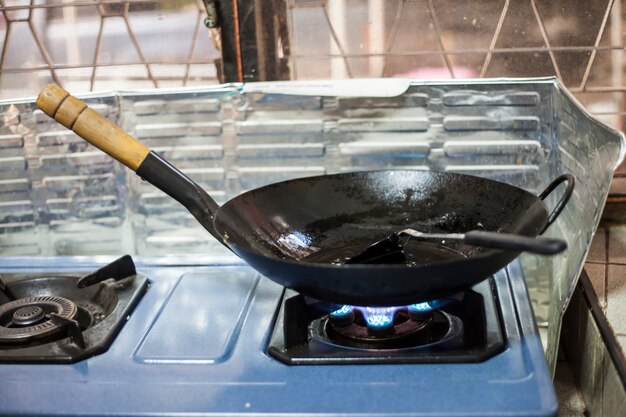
[0, 257, 557, 416]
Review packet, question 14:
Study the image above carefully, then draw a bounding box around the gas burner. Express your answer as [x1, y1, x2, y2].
[0, 256, 149, 363]
[267, 278, 505, 365]
[0, 296, 78, 343]
[320, 307, 451, 349]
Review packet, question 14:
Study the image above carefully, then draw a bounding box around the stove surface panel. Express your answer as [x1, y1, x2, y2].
[0, 258, 557, 416]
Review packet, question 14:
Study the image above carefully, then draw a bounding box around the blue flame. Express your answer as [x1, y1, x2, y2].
[330, 305, 354, 318]
[362, 307, 397, 328]
[408, 302, 432, 313]
[333, 299, 445, 330]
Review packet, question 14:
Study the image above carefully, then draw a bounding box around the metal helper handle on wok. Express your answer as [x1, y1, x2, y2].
[35, 84, 226, 246]
[538, 174, 575, 233]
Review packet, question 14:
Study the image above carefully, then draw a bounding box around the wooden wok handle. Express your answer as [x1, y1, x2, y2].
[36, 84, 150, 171]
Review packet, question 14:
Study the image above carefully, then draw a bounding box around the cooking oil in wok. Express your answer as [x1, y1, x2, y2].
[302, 240, 465, 266]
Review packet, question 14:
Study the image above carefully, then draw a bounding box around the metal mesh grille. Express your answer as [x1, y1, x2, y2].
[0, 0, 220, 99]
[286, 0, 626, 130]
[3, 0, 626, 132]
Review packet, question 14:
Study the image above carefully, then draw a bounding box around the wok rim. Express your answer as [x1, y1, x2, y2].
[213, 169, 551, 270]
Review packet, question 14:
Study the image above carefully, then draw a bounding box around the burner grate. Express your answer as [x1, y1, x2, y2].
[0, 256, 149, 363]
[0, 296, 78, 343]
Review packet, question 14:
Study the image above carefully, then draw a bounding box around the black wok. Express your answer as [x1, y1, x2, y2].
[36, 85, 574, 306]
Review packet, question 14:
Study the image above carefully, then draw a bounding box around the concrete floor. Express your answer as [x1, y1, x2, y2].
[554, 359, 586, 417]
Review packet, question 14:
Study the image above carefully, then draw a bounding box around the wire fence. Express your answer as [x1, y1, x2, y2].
[286, 0, 625, 133]
[0, 0, 220, 98]
[2, 0, 625, 135]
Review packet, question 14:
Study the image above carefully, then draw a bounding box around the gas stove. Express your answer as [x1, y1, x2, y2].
[0, 255, 557, 416]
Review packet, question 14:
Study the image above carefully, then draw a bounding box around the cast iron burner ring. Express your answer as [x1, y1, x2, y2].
[329, 314, 431, 343]
[0, 296, 78, 343]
